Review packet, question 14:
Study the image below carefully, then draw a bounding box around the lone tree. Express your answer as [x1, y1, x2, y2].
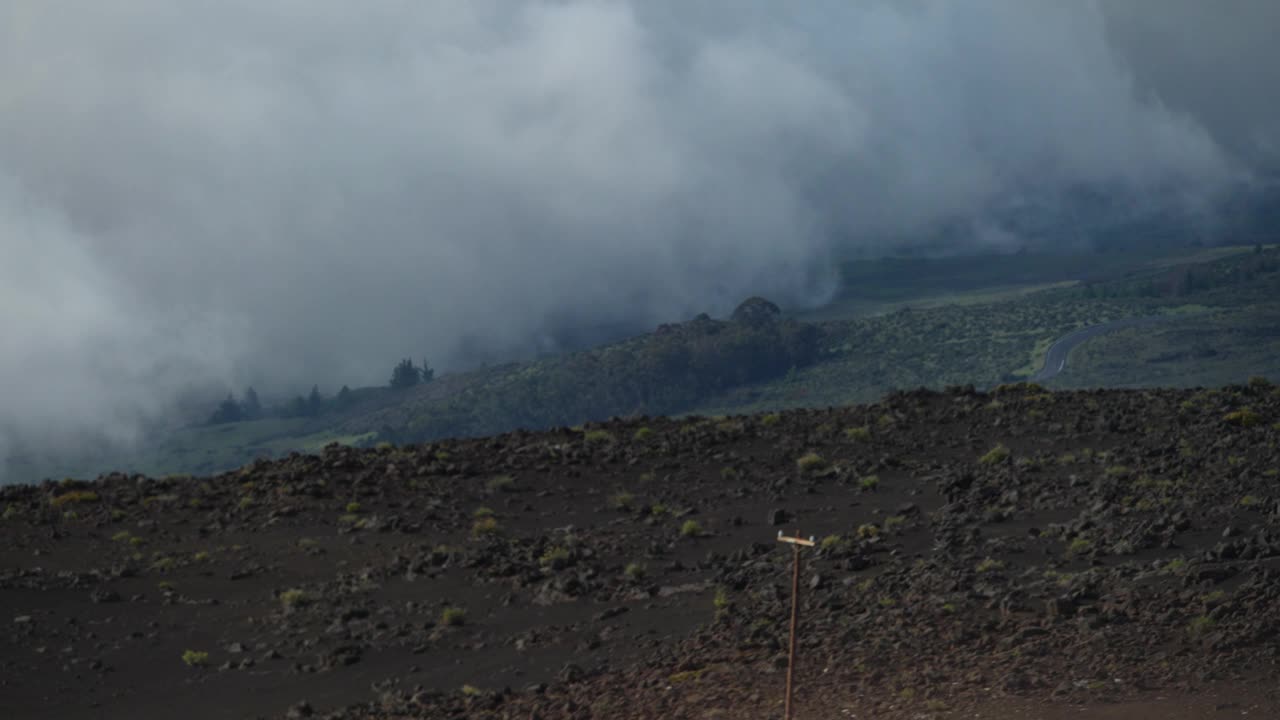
[307, 385, 323, 415]
[208, 393, 243, 425]
[335, 385, 353, 409]
[241, 387, 263, 420]
[389, 358, 420, 390]
[421, 358, 435, 384]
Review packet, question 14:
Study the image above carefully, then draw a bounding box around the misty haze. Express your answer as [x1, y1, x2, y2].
[3, 0, 1278, 480]
[2, 2, 1280, 718]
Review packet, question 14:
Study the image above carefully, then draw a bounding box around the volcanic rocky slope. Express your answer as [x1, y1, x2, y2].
[3, 384, 1280, 719]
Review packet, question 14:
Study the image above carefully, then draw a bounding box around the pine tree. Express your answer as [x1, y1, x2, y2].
[307, 385, 323, 416]
[241, 387, 263, 420]
[208, 393, 243, 424]
[336, 385, 353, 409]
[389, 358, 420, 390]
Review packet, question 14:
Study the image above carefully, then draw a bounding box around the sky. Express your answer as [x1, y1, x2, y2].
[1, 0, 1276, 474]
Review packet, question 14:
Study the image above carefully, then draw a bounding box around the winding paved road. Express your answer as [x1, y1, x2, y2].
[1030, 315, 1174, 382]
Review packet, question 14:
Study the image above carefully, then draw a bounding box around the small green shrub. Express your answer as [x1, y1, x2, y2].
[461, 684, 483, 697]
[713, 587, 730, 612]
[680, 519, 703, 538]
[976, 557, 1004, 573]
[883, 515, 906, 532]
[845, 425, 871, 441]
[441, 607, 467, 627]
[345, 502, 361, 513]
[1224, 409, 1262, 427]
[50, 491, 99, 508]
[584, 429, 615, 445]
[856, 523, 880, 540]
[473, 506, 495, 518]
[624, 562, 646, 580]
[111, 531, 131, 542]
[796, 453, 826, 473]
[610, 491, 635, 511]
[1067, 538, 1093, 556]
[280, 589, 310, 610]
[859, 475, 880, 491]
[819, 534, 843, 551]
[1187, 615, 1216, 637]
[979, 444, 1010, 465]
[1239, 495, 1263, 508]
[633, 427, 653, 441]
[181, 650, 210, 667]
[486, 475, 516, 493]
[760, 413, 781, 427]
[540, 546, 571, 568]
[471, 516, 499, 536]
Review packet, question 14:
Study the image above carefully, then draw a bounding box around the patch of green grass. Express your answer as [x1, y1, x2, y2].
[1067, 537, 1093, 556]
[471, 516, 499, 537]
[50, 490, 99, 508]
[976, 557, 1005, 573]
[883, 515, 907, 532]
[540, 546, 571, 568]
[713, 587, 730, 613]
[344, 502, 361, 513]
[181, 650, 210, 667]
[979, 444, 1010, 466]
[859, 474, 881, 491]
[796, 452, 826, 473]
[610, 491, 635, 511]
[485, 475, 516, 493]
[845, 425, 871, 441]
[584, 429, 615, 445]
[441, 607, 467, 627]
[280, 589, 310, 610]
[1187, 615, 1217, 638]
[1224, 409, 1262, 427]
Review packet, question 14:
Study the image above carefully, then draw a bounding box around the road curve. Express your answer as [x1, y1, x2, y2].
[1030, 316, 1174, 382]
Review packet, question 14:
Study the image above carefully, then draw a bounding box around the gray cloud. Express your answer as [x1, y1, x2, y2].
[0, 1, 1270, 476]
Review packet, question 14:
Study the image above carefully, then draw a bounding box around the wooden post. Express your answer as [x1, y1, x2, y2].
[777, 530, 814, 720]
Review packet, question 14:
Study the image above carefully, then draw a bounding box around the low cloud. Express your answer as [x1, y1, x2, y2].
[0, 1, 1270, 477]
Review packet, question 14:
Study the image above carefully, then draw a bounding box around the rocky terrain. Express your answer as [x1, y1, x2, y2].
[3, 383, 1280, 719]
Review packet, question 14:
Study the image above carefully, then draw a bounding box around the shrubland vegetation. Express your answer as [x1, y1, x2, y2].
[17, 244, 1280, 482]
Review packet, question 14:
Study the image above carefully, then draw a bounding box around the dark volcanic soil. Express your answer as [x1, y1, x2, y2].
[3, 384, 1280, 719]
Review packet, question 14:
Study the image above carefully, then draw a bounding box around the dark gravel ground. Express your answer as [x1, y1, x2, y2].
[3, 382, 1280, 719]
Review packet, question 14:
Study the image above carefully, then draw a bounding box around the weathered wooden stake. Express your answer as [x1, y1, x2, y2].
[777, 529, 815, 720]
